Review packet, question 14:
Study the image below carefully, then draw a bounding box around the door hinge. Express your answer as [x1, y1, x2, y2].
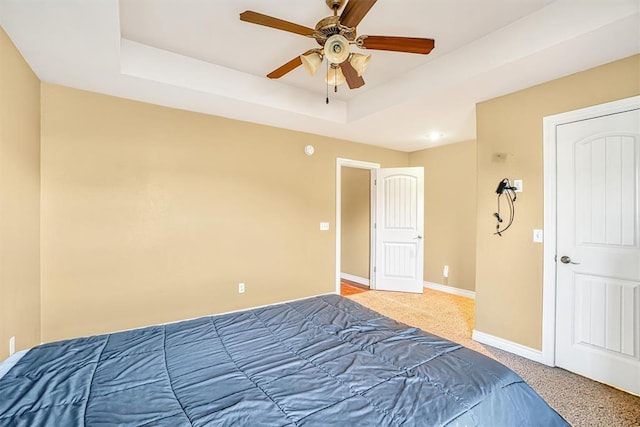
[374, 179, 377, 185]
[374, 222, 376, 229]
[374, 266, 376, 273]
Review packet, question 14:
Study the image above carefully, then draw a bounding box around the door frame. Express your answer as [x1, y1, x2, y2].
[541, 95, 640, 366]
[335, 158, 380, 294]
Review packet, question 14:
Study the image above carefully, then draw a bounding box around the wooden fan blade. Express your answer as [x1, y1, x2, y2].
[339, 62, 365, 89]
[340, 0, 377, 28]
[357, 35, 435, 54]
[240, 11, 314, 36]
[267, 50, 315, 79]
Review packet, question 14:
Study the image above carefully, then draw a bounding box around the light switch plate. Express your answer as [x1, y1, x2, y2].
[533, 229, 543, 243]
[320, 222, 330, 231]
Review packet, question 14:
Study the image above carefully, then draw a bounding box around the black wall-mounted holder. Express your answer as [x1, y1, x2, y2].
[494, 178, 517, 236]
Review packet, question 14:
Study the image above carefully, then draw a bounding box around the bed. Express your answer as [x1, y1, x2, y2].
[0, 294, 567, 426]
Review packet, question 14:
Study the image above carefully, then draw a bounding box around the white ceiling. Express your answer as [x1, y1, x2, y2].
[1, 0, 638, 151]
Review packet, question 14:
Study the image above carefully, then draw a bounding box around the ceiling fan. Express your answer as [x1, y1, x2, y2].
[240, 0, 435, 92]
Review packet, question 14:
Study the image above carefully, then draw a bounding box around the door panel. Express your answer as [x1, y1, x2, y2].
[575, 135, 638, 247]
[374, 167, 424, 293]
[556, 107, 640, 395]
[573, 275, 638, 357]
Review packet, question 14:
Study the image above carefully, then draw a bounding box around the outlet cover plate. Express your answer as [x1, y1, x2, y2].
[513, 179, 523, 193]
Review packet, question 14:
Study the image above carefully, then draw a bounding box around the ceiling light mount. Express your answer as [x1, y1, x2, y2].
[325, 0, 345, 13]
[427, 131, 444, 141]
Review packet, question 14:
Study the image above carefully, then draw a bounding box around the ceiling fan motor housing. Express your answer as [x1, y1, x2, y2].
[314, 16, 356, 45]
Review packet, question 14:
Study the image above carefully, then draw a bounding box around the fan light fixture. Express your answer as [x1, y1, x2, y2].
[325, 65, 346, 86]
[349, 53, 371, 76]
[303, 49, 369, 89]
[324, 34, 350, 64]
[301, 51, 323, 76]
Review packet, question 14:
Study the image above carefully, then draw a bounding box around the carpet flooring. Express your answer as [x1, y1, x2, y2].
[347, 288, 640, 427]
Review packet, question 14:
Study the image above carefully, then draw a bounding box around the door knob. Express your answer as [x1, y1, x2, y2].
[560, 255, 580, 265]
[414, 235, 423, 239]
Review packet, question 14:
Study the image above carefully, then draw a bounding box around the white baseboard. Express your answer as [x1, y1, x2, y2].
[472, 329, 544, 364]
[423, 281, 475, 299]
[340, 273, 370, 287]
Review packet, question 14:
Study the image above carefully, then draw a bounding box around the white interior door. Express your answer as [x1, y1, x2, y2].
[556, 108, 640, 395]
[373, 167, 424, 293]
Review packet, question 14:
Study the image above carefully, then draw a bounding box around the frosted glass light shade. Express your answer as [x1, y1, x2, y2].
[301, 52, 323, 76]
[349, 53, 371, 76]
[325, 66, 346, 86]
[324, 34, 350, 64]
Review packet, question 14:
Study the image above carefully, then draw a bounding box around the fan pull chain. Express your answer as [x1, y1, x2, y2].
[326, 60, 329, 104]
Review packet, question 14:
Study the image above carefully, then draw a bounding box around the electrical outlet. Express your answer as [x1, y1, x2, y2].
[238, 283, 245, 294]
[9, 336, 15, 356]
[443, 265, 449, 278]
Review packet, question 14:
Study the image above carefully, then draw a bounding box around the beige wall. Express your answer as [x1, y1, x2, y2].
[340, 167, 370, 280]
[0, 28, 41, 359]
[475, 54, 640, 350]
[409, 140, 477, 292]
[40, 84, 408, 342]
[11, 26, 636, 353]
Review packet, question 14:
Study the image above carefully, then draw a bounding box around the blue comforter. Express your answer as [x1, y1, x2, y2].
[0, 295, 567, 426]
